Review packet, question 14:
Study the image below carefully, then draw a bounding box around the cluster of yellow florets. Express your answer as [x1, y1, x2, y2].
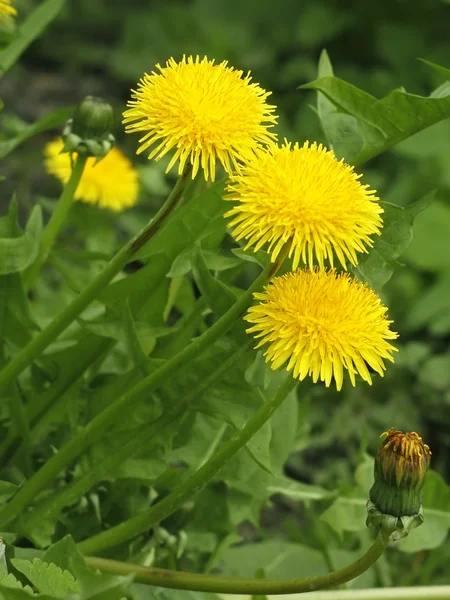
[45, 55, 397, 390]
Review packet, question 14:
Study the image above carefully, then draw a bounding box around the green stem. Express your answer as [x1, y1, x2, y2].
[0, 166, 192, 399]
[83, 530, 389, 594]
[0, 259, 275, 528]
[26, 155, 88, 287]
[77, 375, 297, 555]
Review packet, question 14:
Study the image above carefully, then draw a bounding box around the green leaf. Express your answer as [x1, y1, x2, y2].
[11, 558, 79, 598]
[403, 199, 450, 272]
[301, 74, 450, 164]
[220, 539, 332, 580]
[0, 568, 28, 592]
[353, 193, 433, 290]
[316, 50, 362, 160]
[43, 536, 132, 600]
[0, 205, 42, 275]
[0, 0, 66, 76]
[0, 107, 74, 159]
[419, 58, 450, 81]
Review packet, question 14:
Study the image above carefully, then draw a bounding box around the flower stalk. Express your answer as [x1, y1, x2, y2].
[25, 154, 88, 286]
[83, 530, 390, 594]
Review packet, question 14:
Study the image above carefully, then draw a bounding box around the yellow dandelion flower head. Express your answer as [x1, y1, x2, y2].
[226, 141, 383, 269]
[0, 0, 16, 22]
[245, 269, 398, 391]
[44, 138, 139, 212]
[122, 55, 278, 181]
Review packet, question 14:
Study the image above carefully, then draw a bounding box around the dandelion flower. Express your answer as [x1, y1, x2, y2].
[44, 138, 139, 212]
[123, 55, 277, 181]
[226, 141, 383, 269]
[0, 0, 16, 22]
[245, 269, 397, 390]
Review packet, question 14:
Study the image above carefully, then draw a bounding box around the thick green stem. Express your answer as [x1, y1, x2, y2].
[26, 155, 88, 287]
[0, 166, 192, 399]
[83, 530, 389, 594]
[0, 259, 275, 528]
[77, 375, 297, 555]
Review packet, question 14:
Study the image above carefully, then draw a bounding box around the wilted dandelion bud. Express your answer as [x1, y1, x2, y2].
[367, 428, 431, 539]
[62, 96, 115, 158]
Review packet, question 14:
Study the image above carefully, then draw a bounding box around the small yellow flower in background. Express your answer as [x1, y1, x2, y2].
[245, 269, 397, 391]
[226, 141, 383, 269]
[123, 55, 277, 181]
[0, 0, 16, 22]
[44, 138, 139, 212]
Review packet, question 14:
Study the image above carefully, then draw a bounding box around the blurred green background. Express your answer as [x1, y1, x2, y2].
[2, 0, 450, 586]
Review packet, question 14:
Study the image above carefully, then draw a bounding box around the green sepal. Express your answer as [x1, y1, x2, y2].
[366, 500, 424, 540]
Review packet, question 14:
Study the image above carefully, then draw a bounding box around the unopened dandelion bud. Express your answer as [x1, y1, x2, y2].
[366, 428, 431, 539]
[62, 96, 115, 158]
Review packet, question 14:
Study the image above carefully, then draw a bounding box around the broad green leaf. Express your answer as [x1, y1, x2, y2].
[0, 568, 28, 592]
[316, 50, 362, 160]
[0, 107, 73, 159]
[0, 0, 66, 76]
[43, 537, 132, 600]
[11, 558, 79, 598]
[220, 539, 328, 579]
[0, 205, 42, 275]
[220, 538, 375, 588]
[353, 193, 433, 290]
[403, 199, 450, 272]
[301, 75, 450, 164]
